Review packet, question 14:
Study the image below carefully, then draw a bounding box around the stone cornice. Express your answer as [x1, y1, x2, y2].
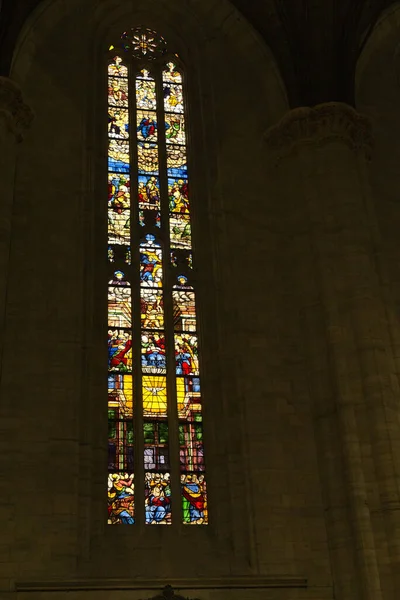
[0, 76, 33, 141]
[264, 102, 373, 162]
[15, 575, 307, 592]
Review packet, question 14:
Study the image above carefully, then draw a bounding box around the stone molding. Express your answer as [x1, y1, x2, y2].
[264, 102, 373, 162]
[0, 76, 33, 142]
[15, 576, 307, 592]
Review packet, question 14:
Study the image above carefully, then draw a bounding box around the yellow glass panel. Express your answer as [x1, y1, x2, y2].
[142, 375, 167, 417]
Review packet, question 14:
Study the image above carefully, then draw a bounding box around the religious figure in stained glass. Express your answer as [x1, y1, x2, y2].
[108, 473, 135, 524]
[141, 334, 167, 374]
[181, 473, 207, 525]
[145, 472, 171, 524]
[108, 329, 132, 372]
[108, 173, 130, 211]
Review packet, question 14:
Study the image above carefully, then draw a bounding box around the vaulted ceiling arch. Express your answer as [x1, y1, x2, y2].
[0, 0, 397, 107]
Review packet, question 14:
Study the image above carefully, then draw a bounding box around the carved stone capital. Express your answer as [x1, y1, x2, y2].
[0, 77, 33, 142]
[143, 585, 200, 600]
[264, 102, 373, 162]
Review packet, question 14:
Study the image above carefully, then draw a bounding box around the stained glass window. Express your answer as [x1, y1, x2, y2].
[107, 28, 208, 525]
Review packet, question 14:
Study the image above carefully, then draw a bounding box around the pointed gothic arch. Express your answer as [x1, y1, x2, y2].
[8, 0, 289, 579]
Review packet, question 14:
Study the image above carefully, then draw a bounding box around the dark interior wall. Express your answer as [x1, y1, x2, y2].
[0, 0, 333, 594]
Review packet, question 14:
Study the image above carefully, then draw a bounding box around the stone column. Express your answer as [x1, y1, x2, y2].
[265, 103, 400, 600]
[0, 77, 33, 363]
[0, 77, 32, 593]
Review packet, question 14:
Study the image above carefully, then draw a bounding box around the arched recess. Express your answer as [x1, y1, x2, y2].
[8, 0, 289, 581]
[355, 5, 400, 597]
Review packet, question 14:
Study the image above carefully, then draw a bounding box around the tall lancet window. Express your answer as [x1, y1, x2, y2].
[107, 27, 208, 526]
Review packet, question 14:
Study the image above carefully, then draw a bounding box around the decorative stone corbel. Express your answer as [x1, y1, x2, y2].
[264, 102, 373, 163]
[143, 585, 200, 600]
[0, 76, 33, 142]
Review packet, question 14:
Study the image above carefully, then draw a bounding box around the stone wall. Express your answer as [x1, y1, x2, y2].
[6, 0, 399, 598]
